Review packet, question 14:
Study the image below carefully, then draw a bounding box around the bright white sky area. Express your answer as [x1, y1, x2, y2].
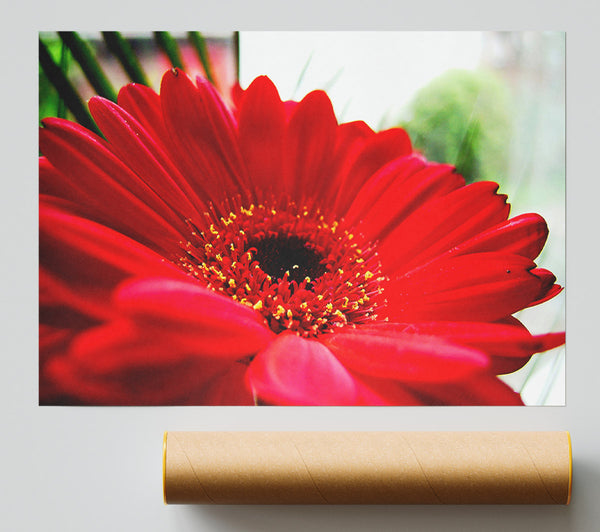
[239, 31, 483, 129]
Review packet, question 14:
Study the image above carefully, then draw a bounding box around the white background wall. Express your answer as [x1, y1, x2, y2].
[2, 1, 599, 531]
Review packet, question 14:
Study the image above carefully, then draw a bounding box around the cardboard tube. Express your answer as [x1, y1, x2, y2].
[163, 431, 572, 505]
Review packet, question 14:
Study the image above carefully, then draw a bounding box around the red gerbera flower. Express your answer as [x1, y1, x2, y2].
[39, 69, 564, 405]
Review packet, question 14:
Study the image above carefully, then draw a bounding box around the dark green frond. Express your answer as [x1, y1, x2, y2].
[102, 32, 151, 86]
[188, 31, 214, 83]
[39, 38, 101, 135]
[153, 31, 185, 70]
[58, 31, 117, 101]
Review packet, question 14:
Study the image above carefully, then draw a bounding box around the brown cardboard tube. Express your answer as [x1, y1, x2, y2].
[163, 431, 572, 505]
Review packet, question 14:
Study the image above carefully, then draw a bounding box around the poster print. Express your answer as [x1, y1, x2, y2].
[39, 32, 565, 405]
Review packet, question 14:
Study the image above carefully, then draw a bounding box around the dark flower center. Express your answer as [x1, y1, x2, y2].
[248, 235, 327, 286]
[177, 202, 386, 337]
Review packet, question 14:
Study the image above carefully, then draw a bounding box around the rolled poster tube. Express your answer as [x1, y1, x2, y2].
[163, 431, 572, 504]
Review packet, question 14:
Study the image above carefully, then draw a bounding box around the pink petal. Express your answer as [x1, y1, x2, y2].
[247, 333, 359, 405]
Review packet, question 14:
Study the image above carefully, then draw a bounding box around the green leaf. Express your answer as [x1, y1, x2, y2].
[187, 31, 214, 83]
[58, 31, 117, 101]
[39, 38, 102, 136]
[102, 32, 151, 86]
[154, 31, 185, 70]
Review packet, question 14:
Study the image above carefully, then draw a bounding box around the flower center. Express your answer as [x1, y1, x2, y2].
[248, 234, 326, 286]
[178, 203, 386, 337]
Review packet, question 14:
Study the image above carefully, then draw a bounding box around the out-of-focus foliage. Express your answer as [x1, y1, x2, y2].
[39, 39, 67, 122]
[39, 32, 236, 127]
[400, 69, 512, 184]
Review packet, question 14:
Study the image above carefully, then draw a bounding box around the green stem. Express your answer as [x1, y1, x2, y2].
[187, 31, 214, 83]
[39, 38, 101, 136]
[154, 31, 185, 70]
[58, 31, 117, 101]
[102, 32, 150, 86]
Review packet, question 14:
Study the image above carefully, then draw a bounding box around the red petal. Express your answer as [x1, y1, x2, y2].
[88, 96, 207, 218]
[526, 283, 563, 307]
[333, 127, 412, 214]
[40, 202, 184, 289]
[230, 81, 244, 110]
[386, 252, 551, 322]
[160, 69, 250, 206]
[446, 213, 549, 260]
[45, 351, 224, 405]
[283, 100, 299, 119]
[67, 319, 260, 388]
[195, 74, 249, 183]
[359, 321, 565, 359]
[237, 76, 286, 201]
[39, 267, 110, 325]
[69, 319, 197, 373]
[39, 159, 115, 232]
[322, 330, 489, 383]
[40, 118, 183, 253]
[344, 155, 428, 227]
[39, 324, 72, 366]
[247, 333, 359, 405]
[117, 83, 170, 147]
[282, 90, 338, 205]
[320, 120, 374, 209]
[352, 374, 427, 405]
[348, 159, 464, 240]
[196, 362, 254, 405]
[39, 156, 89, 205]
[113, 277, 274, 358]
[409, 376, 524, 406]
[378, 181, 510, 276]
[488, 355, 532, 375]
